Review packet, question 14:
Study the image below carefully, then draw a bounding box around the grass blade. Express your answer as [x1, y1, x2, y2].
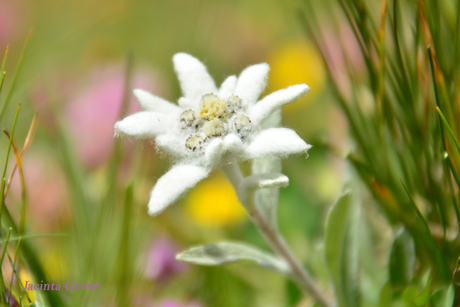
[0, 32, 31, 122]
[436, 106, 460, 154]
[3, 129, 27, 235]
[0, 228, 11, 305]
[116, 182, 134, 307]
[7, 236, 21, 304]
[0, 104, 20, 230]
[3, 114, 37, 198]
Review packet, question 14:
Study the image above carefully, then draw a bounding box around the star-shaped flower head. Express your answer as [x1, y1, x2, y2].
[114, 53, 312, 216]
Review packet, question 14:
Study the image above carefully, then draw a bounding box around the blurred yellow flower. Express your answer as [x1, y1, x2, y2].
[185, 172, 247, 227]
[19, 270, 35, 302]
[41, 247, 68, 281]
[268, 42, 326, 111]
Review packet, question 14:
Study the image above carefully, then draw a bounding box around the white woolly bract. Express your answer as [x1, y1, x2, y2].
[249, 84, 310, 126]
[173, 53, 217, 100]
[244, 128, 311, 159]
[114, 111, 172, 139]
[234, 63, 269, 108]
[218, 75, 238, 99]
[134, 89, 181, 114]
[148, 164, 210, 216]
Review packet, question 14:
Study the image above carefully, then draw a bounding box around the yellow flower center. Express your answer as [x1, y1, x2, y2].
[199, 94, 228, 120]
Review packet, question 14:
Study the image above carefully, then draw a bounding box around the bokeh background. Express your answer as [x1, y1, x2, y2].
[0, 0, 401, 306]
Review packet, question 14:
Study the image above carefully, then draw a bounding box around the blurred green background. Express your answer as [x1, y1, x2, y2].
[0, 0, 413, 306]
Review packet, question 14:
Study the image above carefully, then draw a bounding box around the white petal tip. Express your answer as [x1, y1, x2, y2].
[113, 121, 124, 136]
[147, 204, 164, 217]
[173, 53, 200, 67]
[147, 164, 210, 217]
[133, 88, 143, 95]
[133, 88, 148, 100]
[299, 84, 310, 93]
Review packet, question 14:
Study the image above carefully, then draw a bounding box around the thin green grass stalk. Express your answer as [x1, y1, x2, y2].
[1, 206, 58, 306]
[3, 129, 27, 235]
[0, 228, 12, 269]
[2, 229, 33, 306]
[392, 0, 413, 103]
[436, 106, 460, 154]
[426, 46, 460, 232]
[0, 46, 8, 75]
[0, 228, 11, 306]
[105, 51, 133, 195]
[444, 152, 460, 227]
[3, 114, 37, 199]
[0, 233, 67, 244]
[0, 72, 6, 98]
[4, 243, 32, 306]
[0, 104, 20, 231]
[73, 53, 134, 307]
[454, 1, 460, 127]
[446, 154, 460, 189]
[376, 0, 388, 127]
[436, 106, 460, 228]
[430, 49, 460, 230]
[116, 182, 134, 307]
[337, 0, 369, 58]
[0, 32, 31, 122]
[400, 180, 450, 280]
[298, 9, 375, 166]
[0, 46, 7, 100]
[8, 236, 21, 305]
[3, 129, 26, 236]
[0, 46, 8, 100]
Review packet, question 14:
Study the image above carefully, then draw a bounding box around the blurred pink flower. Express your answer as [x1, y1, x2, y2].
[158, 300, 202, 307]
[65, 66, 167, 169]
[144, 235, 188, 282]
[0, 0, 21, 46]
[9, 151, 70, 231]
[321, 23, 365, 98]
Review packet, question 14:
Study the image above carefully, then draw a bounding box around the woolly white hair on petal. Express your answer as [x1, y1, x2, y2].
[114, 111, 172, 139]
[133, 89, 182, 114]
[223, 134, 244, 154]
[148, 164, 210, 216]
[249, 84, 310, 126]
[218, 75, 238, 99]
[234, 63, 269, 107]
[155, 134, 189, 159]
[244, 128, 312, 159]
[173, 53, 217, 100]
[205, 138, 224, 167]
[178, 97, 198, 110]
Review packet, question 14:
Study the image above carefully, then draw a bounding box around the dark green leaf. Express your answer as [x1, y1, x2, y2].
[389, 228, 415, 288]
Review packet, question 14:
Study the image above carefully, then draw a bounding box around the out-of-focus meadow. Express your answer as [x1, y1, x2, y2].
[1, 0, 459, 306]
[0, 1, 345, 306]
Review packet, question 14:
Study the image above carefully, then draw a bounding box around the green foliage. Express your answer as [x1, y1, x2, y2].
[325, 192, 361, 307]
[176, 242, 290, 276]
[302, 0, 460, 304]
[389, 229, 415, 289]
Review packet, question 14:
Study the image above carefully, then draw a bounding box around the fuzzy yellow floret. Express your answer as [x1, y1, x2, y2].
[199, 94, 228, 120]
[203, 118, 224, 137]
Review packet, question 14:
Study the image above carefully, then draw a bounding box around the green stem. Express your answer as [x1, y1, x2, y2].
[221, 163, 332, 307]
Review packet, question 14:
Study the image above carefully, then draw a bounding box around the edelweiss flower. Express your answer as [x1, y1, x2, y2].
[114, 53, 311, 216]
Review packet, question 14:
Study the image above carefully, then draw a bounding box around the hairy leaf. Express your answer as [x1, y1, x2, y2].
[176, 241, 290, 276]
[325, 191, 361, 307]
